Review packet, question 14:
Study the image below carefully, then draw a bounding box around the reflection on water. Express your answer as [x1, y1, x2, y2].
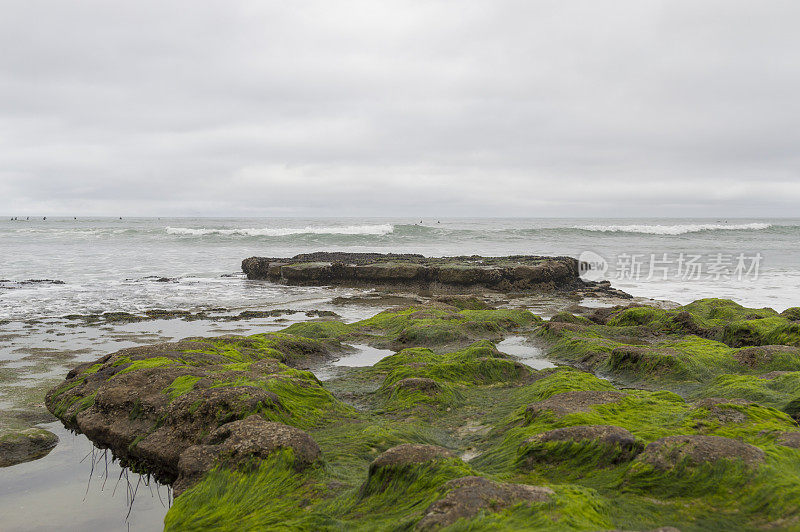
[333, 344, 395, 368]
[0, 422, 170, 531]
[496, 336, 555, 370]
[315, 344, 396, 381]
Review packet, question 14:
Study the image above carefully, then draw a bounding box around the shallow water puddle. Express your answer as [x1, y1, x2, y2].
[0, 422, 170, 531]
[496, 336, 555, 370]
[315, 344, 395, 381]
[334, 344, 395, 368]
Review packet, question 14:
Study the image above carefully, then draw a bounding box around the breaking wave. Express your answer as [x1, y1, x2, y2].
[574, 223, 772, 236]
[165, 224, 395, 237]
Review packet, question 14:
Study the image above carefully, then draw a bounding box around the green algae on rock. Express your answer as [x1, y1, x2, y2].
[44, 334, 352, 483]
[45, 300, 800, 530]
[0, 427, 58, 467]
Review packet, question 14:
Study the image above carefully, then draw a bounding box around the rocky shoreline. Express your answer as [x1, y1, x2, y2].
[35, 251, 800, 530]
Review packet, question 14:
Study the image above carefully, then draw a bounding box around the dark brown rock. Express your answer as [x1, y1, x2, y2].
[241, 252, 586, 292]
[241, 257, 271, 280]
[416, 476, 553, 530]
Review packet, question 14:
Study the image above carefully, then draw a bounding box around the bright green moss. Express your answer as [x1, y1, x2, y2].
[52, 302, 800, 530]
[205, 373, 352, 429]
[183, 332, 337, 365]
[116, 356, 175, 375]
[281, 320, 354, 339]
[623, 456, 762, 498]
[382, 357, 529, 388]
[681, 298, 777, 322]
[518, 368, 617, 402]
[608, 337, 740, 384]
[542, 332, 623, 370]
[607, 306, 673, 328]
[165, 448, 476, 532]
[164, 450, 327, 531]
[379, 379, 463, 413]
[83, 363, 102, 374]
[372, 347, 438, 371]
[695, 373, 800, 409]
[722, 317, 800, 347]
[519, 435, 645, 470]
[352, 308, 541, 347]
[372, 341, 505, 375]
[458, 309, 541, 328]
[164, 375, 202, 400]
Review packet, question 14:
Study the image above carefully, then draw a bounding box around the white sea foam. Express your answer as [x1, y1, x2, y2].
[575, 223, 772, 235]
[165, 224, 395, 237]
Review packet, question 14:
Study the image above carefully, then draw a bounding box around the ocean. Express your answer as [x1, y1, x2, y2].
[2, 216, 799, 320]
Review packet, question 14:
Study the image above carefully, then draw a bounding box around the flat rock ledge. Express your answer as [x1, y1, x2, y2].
[416, 476, 553, 531]
[242, 252, 612, 293]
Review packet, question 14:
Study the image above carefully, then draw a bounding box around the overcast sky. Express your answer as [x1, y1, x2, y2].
[1, 1, 799, 217]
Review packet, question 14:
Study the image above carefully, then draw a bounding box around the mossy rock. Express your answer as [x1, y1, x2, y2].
[691, 398, 755, 424]
[416, 476, 553, 531]
[697, 373, 800, 409]
[381, 378, 463, 413]
[174, 415, 322, 495]
[45, 335, 351, 481]
[49, 302, 800, 530]
[781, 307, 800, 321]
[354, 307, 541, 348]
[733, 345, 800, 370]
[722, 317, 800, 348]
[359, 444, 469, 498]
[632, 434, 764, 473]
[775, 432, 800, 449]
[524, 390, 629, 422]
[518, 425, 644, 468]
[623, 435, 767, 498]
[0, 428, 58, 467]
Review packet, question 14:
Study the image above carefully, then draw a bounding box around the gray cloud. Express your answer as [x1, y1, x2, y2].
[1, 0, 799, 216]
